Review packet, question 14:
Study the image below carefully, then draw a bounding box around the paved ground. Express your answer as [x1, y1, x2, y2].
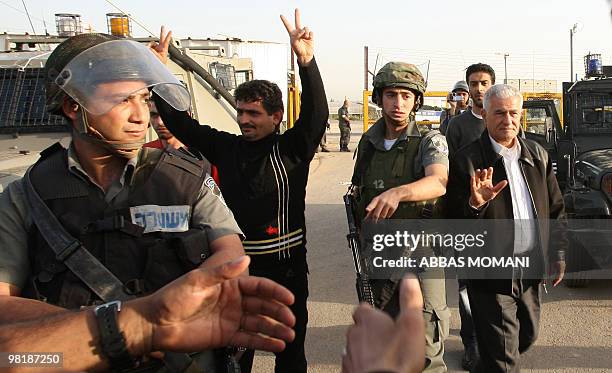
[254, 131, 612, 373]
[0, 133, 70, 192]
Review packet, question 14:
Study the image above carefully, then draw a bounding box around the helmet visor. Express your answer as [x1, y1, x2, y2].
[55, 39, 190, 115]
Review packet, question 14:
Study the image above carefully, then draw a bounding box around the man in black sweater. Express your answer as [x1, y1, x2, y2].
[154, 9, 328, 373]
[444, 63, 495, 370]
[446, 63, 495, 155]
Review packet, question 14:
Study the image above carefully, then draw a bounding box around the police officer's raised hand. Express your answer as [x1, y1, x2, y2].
[342, 275, 425, 373]
[365, 188, 401, 222]
[129, 256, 296, 355]
[280, 8, 314, 66]
[469, 167, 508, 209]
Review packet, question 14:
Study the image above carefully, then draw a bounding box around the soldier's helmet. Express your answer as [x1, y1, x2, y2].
[44, 33, 190, 117]
[372, 62, 426, 112]
[45, 33, 119, 115]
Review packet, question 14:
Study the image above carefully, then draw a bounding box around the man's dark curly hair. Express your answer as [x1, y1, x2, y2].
[466, 63, 496, 85]
[234, 79, 284, 114]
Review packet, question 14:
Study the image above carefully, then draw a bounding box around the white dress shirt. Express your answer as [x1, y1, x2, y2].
[489, 136, 536, 255]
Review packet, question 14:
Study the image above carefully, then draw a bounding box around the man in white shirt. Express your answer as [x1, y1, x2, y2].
[447, 84, 567, 373]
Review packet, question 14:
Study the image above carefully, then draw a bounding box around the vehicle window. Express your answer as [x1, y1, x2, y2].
[578, 94, 612, 133]
[523, 107, 548, 135]
[209, 62, 237, 90]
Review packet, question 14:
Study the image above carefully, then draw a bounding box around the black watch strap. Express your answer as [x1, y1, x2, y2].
[94, 301, 137, 371]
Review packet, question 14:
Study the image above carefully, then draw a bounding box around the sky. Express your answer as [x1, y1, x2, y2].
[1, 0, 611, 102]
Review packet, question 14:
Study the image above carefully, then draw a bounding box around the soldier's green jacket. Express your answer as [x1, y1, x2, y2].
[351, 117, 449, 217]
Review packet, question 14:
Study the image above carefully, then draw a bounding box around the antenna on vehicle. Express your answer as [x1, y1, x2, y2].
[21, 0, 36, 34]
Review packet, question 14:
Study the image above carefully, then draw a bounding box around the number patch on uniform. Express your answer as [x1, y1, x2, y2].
[130, 205, 190, 233]
[373, 179, 385, 189]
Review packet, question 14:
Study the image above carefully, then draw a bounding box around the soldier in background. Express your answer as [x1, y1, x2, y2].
[339, 99, 352, 151]
[317, 120, 331, 152]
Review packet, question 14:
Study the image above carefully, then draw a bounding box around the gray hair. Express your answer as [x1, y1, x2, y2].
[483, 84, 523, 112]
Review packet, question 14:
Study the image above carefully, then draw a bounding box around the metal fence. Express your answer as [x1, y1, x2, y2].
[0, 67, 68, 133]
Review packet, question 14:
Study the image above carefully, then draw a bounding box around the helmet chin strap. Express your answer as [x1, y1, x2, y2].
[74, 108, 144, 159]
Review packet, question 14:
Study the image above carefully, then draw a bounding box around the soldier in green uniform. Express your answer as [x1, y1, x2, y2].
[351, 62, 450, 373]
[338, 99, 352, 151]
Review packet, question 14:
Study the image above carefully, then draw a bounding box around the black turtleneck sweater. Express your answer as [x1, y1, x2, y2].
[155, 59, 328, 271]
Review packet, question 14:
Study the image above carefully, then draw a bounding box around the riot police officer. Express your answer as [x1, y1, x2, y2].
[0, 33, 246, 372]
[351, 62, 450, 373]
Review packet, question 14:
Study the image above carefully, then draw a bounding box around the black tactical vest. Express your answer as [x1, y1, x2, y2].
[22, 144, 211, 309]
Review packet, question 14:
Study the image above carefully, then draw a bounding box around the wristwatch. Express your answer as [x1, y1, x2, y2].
[93, 300, 137, 371]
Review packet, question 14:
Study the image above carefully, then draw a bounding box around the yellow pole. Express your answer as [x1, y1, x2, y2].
[288, 88, 294, 129]
[295, 86, 301, 121]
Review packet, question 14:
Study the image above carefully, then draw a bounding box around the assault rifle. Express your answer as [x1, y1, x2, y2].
[344, 187, 376, 306]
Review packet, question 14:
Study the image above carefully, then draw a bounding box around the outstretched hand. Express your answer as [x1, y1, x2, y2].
[280, 8, 314, 66]
[469, 167, 508, 209]
[342, 275, 425, 373]
[148, 26, 172, 65]
[137, 256, 296, 353]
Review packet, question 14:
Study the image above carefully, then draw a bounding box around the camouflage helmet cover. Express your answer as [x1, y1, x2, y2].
[45, 33, 120, 115]
[372, 62, 426, 105]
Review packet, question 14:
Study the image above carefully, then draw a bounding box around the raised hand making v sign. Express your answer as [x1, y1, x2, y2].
[280, 8, 314, 66]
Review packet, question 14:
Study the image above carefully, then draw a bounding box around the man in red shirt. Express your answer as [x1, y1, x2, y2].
[144, 102, 220, 183]
[144, 101, 185, 150]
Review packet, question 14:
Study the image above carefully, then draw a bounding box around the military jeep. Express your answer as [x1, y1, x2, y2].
[523, 79, 612, 287]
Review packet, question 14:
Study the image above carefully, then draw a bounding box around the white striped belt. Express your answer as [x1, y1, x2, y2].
[243, 229, 304, 255]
